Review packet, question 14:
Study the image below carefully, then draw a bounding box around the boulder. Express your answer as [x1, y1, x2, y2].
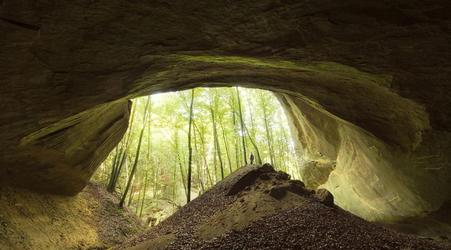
[315, 189, 335, 207]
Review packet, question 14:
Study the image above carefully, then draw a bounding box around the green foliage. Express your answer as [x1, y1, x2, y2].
[93, 87, 300, 224]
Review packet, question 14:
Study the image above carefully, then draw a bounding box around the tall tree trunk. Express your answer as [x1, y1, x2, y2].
[242, 95, 262, 165]
[139, 169, 149, 217]
[213, 131, 218, 182]
[172, 159, 177, 202]
[137, 98, 153, 216]
[235, 87, 248, 164]
[119, 97, 151, 208]
[110, 148, 127, 192]
[187, 89, 195, 202]
[243, 121, 262, 165]
[175, 129, 187, 198]
[260, 95, 275, 165]
[210, 92, 224, 180]
[178, 160, 187, 197]
[108, 104, 137, 193]
[128, 178, 136, 207]
[193, 121, 205, 193]
[229, 89, 242, 168]
[193, 122, 213, 187]
[235, 142, 240, 169]
[153, 163, 158, 199]
[107, 147, 120, 191]
[219, 120, 233, 174]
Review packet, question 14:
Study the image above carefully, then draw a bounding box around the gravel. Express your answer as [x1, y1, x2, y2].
[117, 165, 449, 250]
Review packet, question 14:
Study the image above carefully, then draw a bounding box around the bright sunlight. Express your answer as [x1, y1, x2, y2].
[93, 87, 300, 226]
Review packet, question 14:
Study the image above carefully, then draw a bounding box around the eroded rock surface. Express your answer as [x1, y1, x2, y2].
[1, 0, 451, 222]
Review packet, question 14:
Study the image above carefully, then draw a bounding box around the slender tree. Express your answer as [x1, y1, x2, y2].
[193, 126, 205, 193]
[108, 105, 137, 192]
[243, 120, 262, 164]
[175, 128, 187, 197]
[119, 97, 151, 207]
[139, 169, 149, 217]
[194, 121, 213, 187]
[128, 179, 136, 206]
[229, 89, 242, 169]
[107, 147, 120, 190]
[210, 91, 225, 180]
[187, 89, 195, 202]
[219, 120, 233, 174]
[259, 93, 275, 165]
[235, 87, 248, 165]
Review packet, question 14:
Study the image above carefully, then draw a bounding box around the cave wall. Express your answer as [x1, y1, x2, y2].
[1, 0, 451, 221]
[278, 93, 451, 221]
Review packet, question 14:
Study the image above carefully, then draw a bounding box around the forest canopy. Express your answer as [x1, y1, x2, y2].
[93, 87, 300, 225]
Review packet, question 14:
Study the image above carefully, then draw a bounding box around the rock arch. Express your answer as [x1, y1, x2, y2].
[1, 0, 450, 221]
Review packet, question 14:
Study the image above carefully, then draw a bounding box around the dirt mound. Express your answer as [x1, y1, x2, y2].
[0, 183, 144, 250]
[117, 165, 448, 250]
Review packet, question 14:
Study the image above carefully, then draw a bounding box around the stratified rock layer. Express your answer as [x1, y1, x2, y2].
[1, 1, 451, 221]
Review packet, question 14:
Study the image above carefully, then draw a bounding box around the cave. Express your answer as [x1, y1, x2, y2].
[1, 1, 451, 249]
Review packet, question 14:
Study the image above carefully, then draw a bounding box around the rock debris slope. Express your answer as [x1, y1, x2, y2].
[118, 165, 448, 250]
[0, 183, 144, 250]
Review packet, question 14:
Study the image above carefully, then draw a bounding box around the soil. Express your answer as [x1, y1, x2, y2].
[380, 201, 451, 244]
[117, 165, 450, 250]
[0, 183, 144, 250]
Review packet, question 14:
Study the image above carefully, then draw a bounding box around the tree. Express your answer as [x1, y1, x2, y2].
[94, 86, 299, 220]
[219, 119, 233, 174]
[107, 104, 137, 193]
[229, 88, 242, 169]
[209, 90, 225, 180]
[119, 97, 151, 207]
[139, 169, 149, 217]
[235, 87, 248, 165]
[242, 118, 262, 165]
[260, 93, 275, 166]
[193, 121, 213, 187]
[175, 128, 187, 198]
[193, 126, 205, 193]
[187, 89, 195, 202]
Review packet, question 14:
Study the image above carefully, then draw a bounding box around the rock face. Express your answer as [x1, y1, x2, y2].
[315, 189, 334, 207]
[1, 1, 451, 221]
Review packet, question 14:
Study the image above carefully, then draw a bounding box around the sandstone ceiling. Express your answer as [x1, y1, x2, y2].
[1, 0, 451, 221]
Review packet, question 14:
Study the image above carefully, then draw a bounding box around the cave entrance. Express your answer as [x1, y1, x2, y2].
[93, 86, 300, 225]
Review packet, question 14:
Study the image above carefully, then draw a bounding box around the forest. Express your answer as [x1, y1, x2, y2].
[93, 87, 300, 224]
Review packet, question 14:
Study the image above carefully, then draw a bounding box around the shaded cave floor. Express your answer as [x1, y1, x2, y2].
[117, 165, 450, 250]
[1, 164, 450, 249]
